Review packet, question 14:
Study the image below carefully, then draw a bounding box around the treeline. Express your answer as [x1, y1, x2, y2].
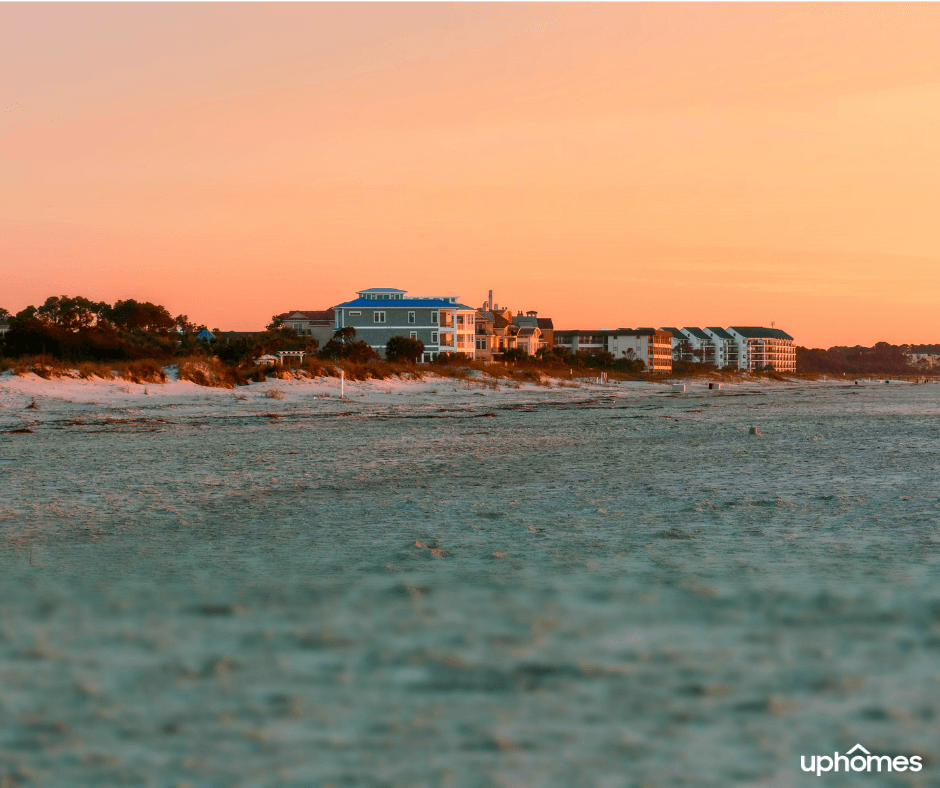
[796, 343, 922, 375]
[0, 296, 305, 363]
[0, 297, 189, 360]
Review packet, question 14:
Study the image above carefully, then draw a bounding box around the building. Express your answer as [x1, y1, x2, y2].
[279, 309, 336, 348]
[473, 292, 554, 359]
[661, 328, 691, 363]
[678, 328, 718, 365]
[909, 353, 940, 368]
[332, 288, 477, 361]
[512, 311, 552, 353]
[514, 326, 542, 356]
[553, 330, 608, 355]
[608, 329, 674, 373]
[703, 327, 739, 369]
[553, 328, 673, 372]
[0, 319, 9, 337]
[727, 327, 796, 371]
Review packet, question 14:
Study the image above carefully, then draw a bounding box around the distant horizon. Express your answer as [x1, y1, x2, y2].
[4, 4, 940, 347]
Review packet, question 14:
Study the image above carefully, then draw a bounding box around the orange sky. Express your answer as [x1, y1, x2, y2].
[3, 4, 940, 347]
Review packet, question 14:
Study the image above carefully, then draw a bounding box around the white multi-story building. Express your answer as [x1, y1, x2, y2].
[703, 327, 739, 369]
[553, 328, 673, 372]
[661, 326, 789, 370]
[727, 327, 796, 372]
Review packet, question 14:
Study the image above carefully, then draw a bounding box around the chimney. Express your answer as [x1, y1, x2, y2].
[488, 290, 493, 310]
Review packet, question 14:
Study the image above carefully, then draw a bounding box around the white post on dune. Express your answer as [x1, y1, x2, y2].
[341, 369, 345, 398]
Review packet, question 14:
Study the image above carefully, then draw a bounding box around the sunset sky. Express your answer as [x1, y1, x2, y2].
[3, 4, 940, 347]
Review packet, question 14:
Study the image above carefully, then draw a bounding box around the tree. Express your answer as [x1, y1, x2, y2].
[266, 314, 285, 330]
[174, 314, 198, 334]
[36, 296, 64, 324]
[0, 307, 10, 322]
[385, 335, 425, 363]
[319, 327, 360, 360]
[334, 326, 357, 345]
[345, 341, 380, 363]
[35, 295, 109, 330]
[106, 300, 175, 333]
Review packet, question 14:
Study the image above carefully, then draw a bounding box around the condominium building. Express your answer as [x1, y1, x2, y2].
[332, 288, 477, 361]
[661, 326, 788, 370]
[703, 327, 739, 369]
[553, 328, 673, 372]
[727, 327, 796, 371]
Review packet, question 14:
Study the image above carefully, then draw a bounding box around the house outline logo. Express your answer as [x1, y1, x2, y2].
[800, 743, 922, 776]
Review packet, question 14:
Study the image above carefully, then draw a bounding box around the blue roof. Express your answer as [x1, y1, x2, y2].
[357, 288, 406, 293]
[334, 297, 475, 310]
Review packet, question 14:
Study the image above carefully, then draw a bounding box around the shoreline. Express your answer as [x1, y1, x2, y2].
[1, 365, 927, 420]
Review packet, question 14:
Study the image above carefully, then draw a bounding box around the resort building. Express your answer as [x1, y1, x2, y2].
[660, 326, 786, 370]
[727, 326, 796, 371]
[332, 288, 477, 361]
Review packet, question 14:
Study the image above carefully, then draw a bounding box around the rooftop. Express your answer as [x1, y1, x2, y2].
[705, 327, 735, 340]
[281, 309, 335, 323]
[334, 297, 476, 310]
[730, 326, 794, 340]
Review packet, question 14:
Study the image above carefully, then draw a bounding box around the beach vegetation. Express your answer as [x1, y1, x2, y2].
[385, 336, 425, 363]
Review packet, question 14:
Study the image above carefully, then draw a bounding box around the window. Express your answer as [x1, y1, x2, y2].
[408, 311, 415, 324]
[431, 331, 438, 343]
[293, 323, 303, 331]
[374, 311, 386, 323]
[457, 315, 464, 326]
[410, 331, 417, 340]
[431, 311, 439, 325]
[350, 311, 361, 316]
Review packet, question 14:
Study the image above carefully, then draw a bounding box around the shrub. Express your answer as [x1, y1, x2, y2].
[177, 357, 237, 388]
[502, 347, 529, 363]
[118, 360, 167, 384]
[77, 362, 115, 380]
